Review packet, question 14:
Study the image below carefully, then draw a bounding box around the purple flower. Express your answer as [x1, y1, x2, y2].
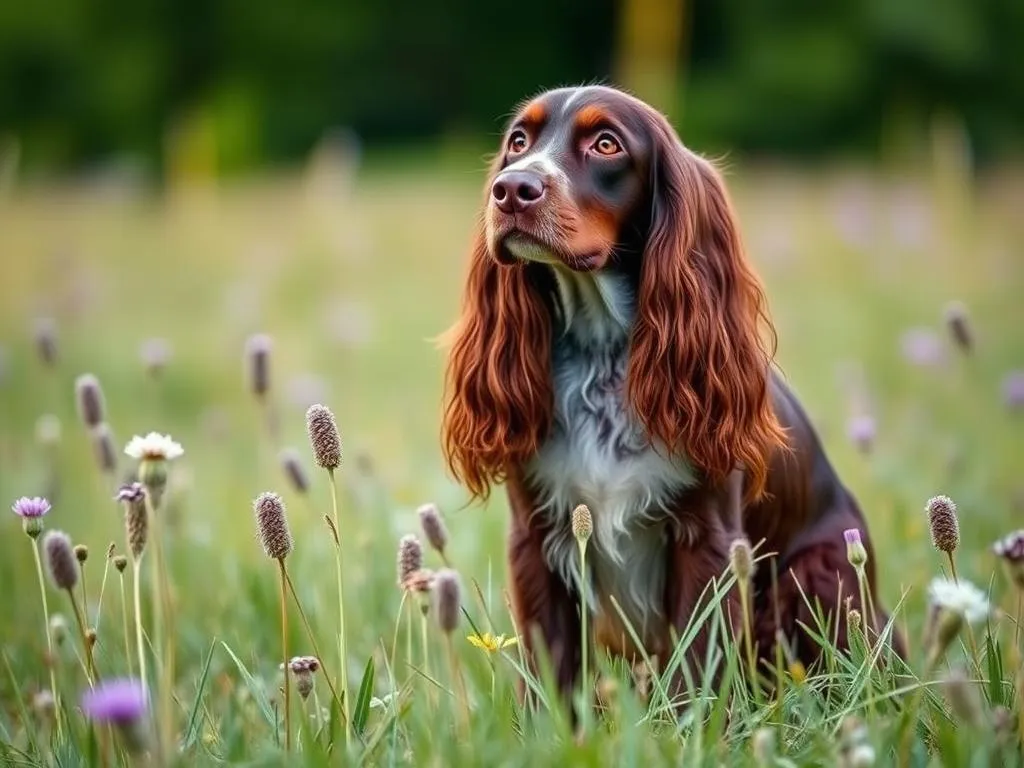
[899, 328, 947, 368]
[845, 415, 876, 454]
[12, 497, 51, 518]
[843, 529, 862, 546]
[81, 678, 148, 724]
[844, 528, 867, 568]
[1002, 371, 1024, 410]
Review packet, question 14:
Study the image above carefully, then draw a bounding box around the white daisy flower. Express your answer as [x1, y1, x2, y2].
[124, 432, 184, 461]
[927, 576, 990, 624]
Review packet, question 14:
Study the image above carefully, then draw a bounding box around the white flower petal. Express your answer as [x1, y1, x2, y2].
[123, 432, 184, 461]
[927, 576, 990, 624]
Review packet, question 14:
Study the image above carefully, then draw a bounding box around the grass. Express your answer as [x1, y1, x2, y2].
[0, 144, 1023, 766]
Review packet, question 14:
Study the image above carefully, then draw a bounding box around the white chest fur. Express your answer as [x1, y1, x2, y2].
[523, 269, 697, 635]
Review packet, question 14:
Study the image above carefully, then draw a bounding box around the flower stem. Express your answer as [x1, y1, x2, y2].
[132, 558, 148, 695]
[31, 541, 62, 741]
[420, 607, 432, 707]
[94, 555, 112, 634]
[278, 558, 291, 752]
[283, 572, 345, 717]
[327, 469, 351, 749]
[66, 587, 97, 685]
[945, 552, 959, 584]
[738, 578, 758, 699]
[445, 634, 469, 737]
[119, 572, 133, 679]
[576, 540, 589, 706]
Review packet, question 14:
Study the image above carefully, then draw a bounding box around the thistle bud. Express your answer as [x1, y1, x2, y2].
[254, 492, 292, 560]
[926, 495, 960, 555]
[117, 483, 148, 560]
[44, 530, 79, 591]
[433, 569, 462, 634]
[287, 656, 320, 701]
[844, 528, 868, 568]
[113, 555, 128, 573]
[74, 544, 89, 564]
[571, 504, 593, 543]
[74, 373, 106, 429]
[418, 503, 448, 556]
[305, 404, 341, 470]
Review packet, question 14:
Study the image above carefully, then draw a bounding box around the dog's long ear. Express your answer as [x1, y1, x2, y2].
[626, 112, 786, 501]
[440, 175, 553, 502]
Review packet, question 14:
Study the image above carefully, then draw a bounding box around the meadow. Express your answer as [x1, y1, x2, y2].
[1, 140, 1023, 766]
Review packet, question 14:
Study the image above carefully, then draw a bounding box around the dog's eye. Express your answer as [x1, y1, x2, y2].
[508, 130, 529, 154]
[593, 133, 622, 156]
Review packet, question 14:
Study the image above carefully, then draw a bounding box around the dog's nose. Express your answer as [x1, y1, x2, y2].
[491, 170, 546, 214]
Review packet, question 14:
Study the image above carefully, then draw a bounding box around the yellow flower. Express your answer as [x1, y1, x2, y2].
[467, 632, 518, 653]
[788, 661, 807, 685]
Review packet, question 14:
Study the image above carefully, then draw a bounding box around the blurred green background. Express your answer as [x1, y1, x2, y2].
[0, 0, 1023, 709]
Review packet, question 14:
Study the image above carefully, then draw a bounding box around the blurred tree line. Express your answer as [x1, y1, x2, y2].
[1, 0, 1022, 177]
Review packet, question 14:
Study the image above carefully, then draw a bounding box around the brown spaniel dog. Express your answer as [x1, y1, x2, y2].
[440, 84, 895, 704]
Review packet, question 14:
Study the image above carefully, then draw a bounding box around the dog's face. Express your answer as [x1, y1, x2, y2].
[486, 86, 656, 273]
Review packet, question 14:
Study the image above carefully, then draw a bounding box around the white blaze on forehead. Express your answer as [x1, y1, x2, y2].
[502, 145, 569, 187]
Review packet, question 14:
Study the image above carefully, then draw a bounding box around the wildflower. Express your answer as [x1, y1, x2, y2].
[943, 300, 972, 353]
[397, 534, 423, 588]
[139, 338, 172, 378]
[124, 432, 183, 500]
[788, 661, 807, 685]
[403, 568, 435, 597]
[305, 404, 341, 470]
[927, 577, 990, 624]
[12, 496, 50, 539]
[899, 327, 947, 368]
[278, 448, 309, 495]
[844, 528, 867, 568]
[571, 504, 593, 542]
[32, 689, 56, 717]
[992, 530, 1024, 590]
[35, 414, 61, 448]
[286, 656, 320, 700]
[113, 555, 128, 573]
[74, 545, 89, 564]
[117, 483, 148, 560]
[1001, 370, 1024, 411]
[124, 432, 184, 462]
[33, 317, 57, 367]
[729, 536, 754, 582]
[847, 608, 862, 635]
[74, 374, 106, 429]
[433, 569, 461, 634]
[846, 414, 876, 454]
[418, 503, 448, 557]
[926, 576, 990, 666]
[245, 333, 272, 398]
[44, 531, 79, 591]
[81, 678, 150, 754]
[926, 495, 960, 555]
[467, 632, 518, 653]
[254, 492, 292, 560]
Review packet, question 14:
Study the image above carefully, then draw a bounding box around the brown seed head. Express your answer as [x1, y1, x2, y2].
[44, 530, 79, 590]
[254, 492, 292, 560]
[245, 333, 272, 398]
[74, 373, 106, 429]
[417, 503, 448, 554]
[305, 404, 341, 470]
[926, 495, 960, 554]
[943, 300, 973, 353]
[404, 568, 435, 594]
[397, 534, 423, 588]
[105, 542, 116, 559]
[113, 555, 128, 573]
[278, 448, 309, 495]
[571, 504, 593, 543]
[33, 317, 58, 367]
[91, 423, 117, 474]
[847, 608, 862, 635]
[728, 536, 754, 582]
[74, 544, 89, 564]
[117, 482, 148, 559]
[433, 568, 461, 634]
[86, 628, 97, 648]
